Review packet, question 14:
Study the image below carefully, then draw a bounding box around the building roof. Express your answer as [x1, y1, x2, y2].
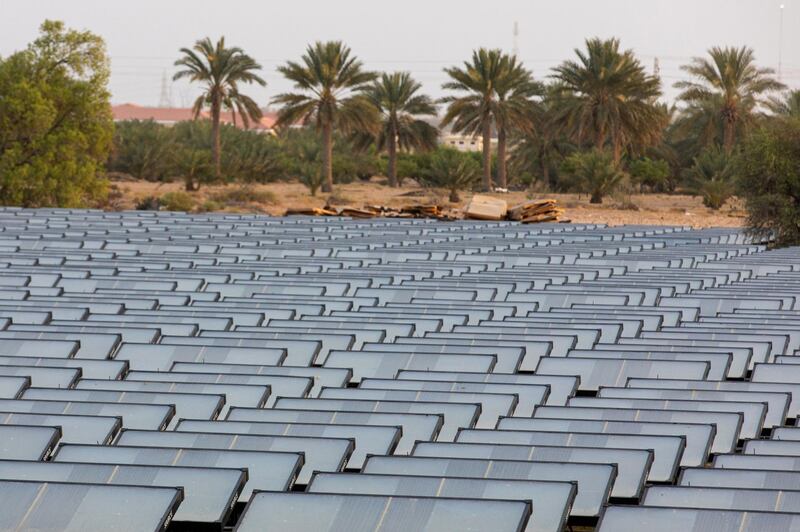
[112, 103, 277, 131]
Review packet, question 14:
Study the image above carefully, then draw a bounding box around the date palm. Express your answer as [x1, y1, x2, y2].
[273, 41, 377, 193]
[493, 60, 540, 189]
[510, 84, 574, 188]
[767, 89, 800, 118]
[551, 38, 664, 162]
[358, 72, 438, 188]
[174, 37, 266, 178]
[441, 48, 509, 191]
[675, 46, 784, 153]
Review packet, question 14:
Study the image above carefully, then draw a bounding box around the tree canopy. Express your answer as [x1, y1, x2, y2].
[358, 72, 438, 187]
[675, 46, 784, 154]
[441, 49, 537, 191]
[551, 38, 665, 162]
[273, 41, 378, 193]
[174, 37, 266, 178]
[0, 20, 113, 207]
[738, 117, 800, 246]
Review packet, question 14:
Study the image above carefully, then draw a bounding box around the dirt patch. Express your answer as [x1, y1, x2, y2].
[111, 180, 746, 228]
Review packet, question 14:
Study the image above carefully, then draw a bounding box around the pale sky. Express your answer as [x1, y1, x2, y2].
[1, 0, 797, 108]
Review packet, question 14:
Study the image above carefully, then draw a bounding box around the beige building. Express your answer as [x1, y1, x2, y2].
[439, 133, 498, 152]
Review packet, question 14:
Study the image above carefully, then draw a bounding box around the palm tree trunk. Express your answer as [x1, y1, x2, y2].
[723, 119, 735, 154]
[387, 126, 398, 188]
[540, 156, 550, 188]
[322, 122, 334, 193]
[496, 128, 507, 189]
[595, 126, 606, 151]
[211, 96, 222, 179]
[481, 121, 492, 192]
[612, 138, 623, 164]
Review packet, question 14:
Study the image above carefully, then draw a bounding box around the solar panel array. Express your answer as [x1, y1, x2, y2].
[0, 208, 798, 530]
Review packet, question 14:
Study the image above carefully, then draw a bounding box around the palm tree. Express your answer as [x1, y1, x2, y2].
[441, 48, 509, 191]
[767, 89, 800, 118]
[668, 94, 728, 161]
[551, 38, 664, 162]
[358, 72, 438, 188]
[510, 83, 573, 189]
[493, 60, 540, 189]
[272, 41, 377, 193]
[223, 86, 263, 129]
[675, 46, 784, 154]
[174, 37, 266, 178]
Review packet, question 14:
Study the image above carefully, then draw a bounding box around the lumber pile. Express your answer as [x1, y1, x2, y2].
[462, 196, 566, 223]
[285, 204, 446, 220]
[286, 197, 567, 224]
[464, 195, 508, 221]
[399, 205, 442, 218]
[338, 207, 377, 219]
[508, 199, 565, 223]
[284, 206, 338, 216]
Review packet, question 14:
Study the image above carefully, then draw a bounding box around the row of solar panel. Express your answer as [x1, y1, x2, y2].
[0, 214, 796, 531]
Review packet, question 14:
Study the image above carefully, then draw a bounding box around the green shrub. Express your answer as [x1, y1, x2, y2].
[219, 126, 283, 183]
[560, 149, 627, 204]
[739, 118, 800, 246]
[197, 200, 222, 213]
[278, 129, 324, 195]
[169, 145, 214, 192]
[419, 148, 481, 202]
[112, 119, 285, 189]
[683, 146, 736, 210]
[159, 191, 195, 212]
[108, 120, 174, 181]
[392, 153, 422, 180]
[628, 157, 671, 192]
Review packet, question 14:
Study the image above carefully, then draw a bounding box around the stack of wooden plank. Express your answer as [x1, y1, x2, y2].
[285, 206, 338, 216]
[507, 199, 565, 223]
[285, 204, 445, 219]
[400, 205, 442, 218]
[464, 195, 508, 221]
[287, 197, 567, 223]
[338, 207, 377, 219]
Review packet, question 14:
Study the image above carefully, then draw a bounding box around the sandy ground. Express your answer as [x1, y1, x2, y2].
[110, 179, 746, 228]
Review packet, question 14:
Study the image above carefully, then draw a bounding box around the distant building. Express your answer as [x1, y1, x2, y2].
[439, 133, 497, 152]
[111, 103, 278, 134]
[428, 116, 497, 152]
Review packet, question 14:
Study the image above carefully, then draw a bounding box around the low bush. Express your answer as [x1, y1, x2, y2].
[560, 149, 627, 204]
[159, 191, 195, 212]
[418, 148, 481, 202]
[683, 146, 736, 210]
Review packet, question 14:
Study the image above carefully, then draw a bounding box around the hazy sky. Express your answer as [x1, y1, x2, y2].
[2, 0, 797, 108]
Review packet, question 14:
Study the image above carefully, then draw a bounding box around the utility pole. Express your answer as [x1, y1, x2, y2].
[158, 70, 172, 108]
[512, 21, 519, 57]
[779, 3, 785, 82]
